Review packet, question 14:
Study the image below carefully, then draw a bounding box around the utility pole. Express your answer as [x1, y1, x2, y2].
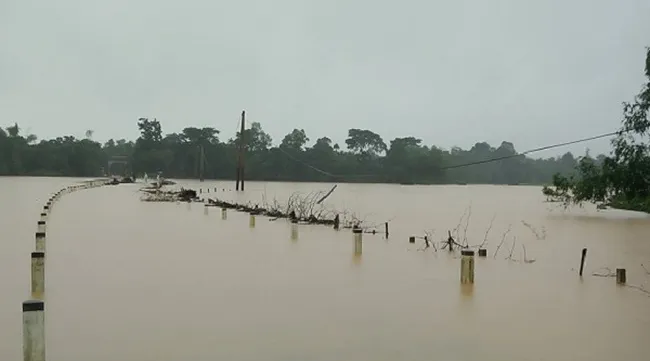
[199, 144, 205, 182]
[235, 110, 246, 191]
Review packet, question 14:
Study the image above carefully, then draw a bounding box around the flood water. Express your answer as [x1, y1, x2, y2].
[1, 177, 649, 361]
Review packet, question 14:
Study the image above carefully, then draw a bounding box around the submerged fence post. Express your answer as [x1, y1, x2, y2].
[291, 220, 299, 241]
[249, 213, 256, 228]
[39, 213, 47, 222]
[353, 228, 363, 255]
[31, 252, 45, 297]
[616, 268, 626, 284]
[460, 249, 475, 284]
[35, 232, 46, 252]
[409, 236, 415, 244]
[221, 208, 227, 220]
[478, 249, 487, 257]
[385, 222, 389, 239]
[579, 248, 587, 276]
[22, 300, 45, 361]
[37, 221, 46, 233]
[204, 205, 209, 215]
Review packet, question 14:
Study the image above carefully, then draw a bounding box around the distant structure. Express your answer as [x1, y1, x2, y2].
[107, 155, 129, 176]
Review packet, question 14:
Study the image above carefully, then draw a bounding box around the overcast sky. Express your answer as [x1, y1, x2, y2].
[1, 0, 648, 157]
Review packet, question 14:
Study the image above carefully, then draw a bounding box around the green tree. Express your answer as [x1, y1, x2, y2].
[280, 129, 309, 151]
[543, 47, 650, 212]
[345, 129, 387, 156]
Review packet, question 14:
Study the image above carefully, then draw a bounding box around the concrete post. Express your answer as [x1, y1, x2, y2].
[22, 300, 45, 361]
[37, 221, 46, 233]
[291, 220, 299, 241]
[460, 249, 475, 284]
[31, 252, 45, 296]
[35, 232, 46, 252]
[353, 228, 362, 255]
[616, 268, 626, 284]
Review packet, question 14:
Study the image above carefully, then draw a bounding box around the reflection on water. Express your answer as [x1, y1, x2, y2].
[1, 177, 650, 361]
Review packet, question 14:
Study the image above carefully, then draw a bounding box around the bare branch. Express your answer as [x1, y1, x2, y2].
[522, 244, 536, 264]
[642, 264, 650, 275]
[493, 224, 511, 259]
[592, 267, 616, 277]
[478, 213, 496, 248]
[506, 236, 517, 261]
[462, 205, 472, 247]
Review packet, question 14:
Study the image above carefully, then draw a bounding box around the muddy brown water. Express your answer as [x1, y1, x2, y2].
[1, 177, 649, 361]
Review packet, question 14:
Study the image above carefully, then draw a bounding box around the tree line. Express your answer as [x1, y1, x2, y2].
[0, 119, 585, 185]
[543, 48, 650, 213]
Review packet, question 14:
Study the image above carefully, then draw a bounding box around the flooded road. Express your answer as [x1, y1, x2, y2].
[1, 177, 649, 360]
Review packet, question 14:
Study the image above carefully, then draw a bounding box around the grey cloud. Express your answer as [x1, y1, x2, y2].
[1, 0, 648, 156]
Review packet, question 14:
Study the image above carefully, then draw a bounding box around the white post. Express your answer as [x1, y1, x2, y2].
[460, 249, 475, 284]
[22, 300, 45, 361]
[249, 213, 256, 228]
[353, 228, 362, 255]
[31, 252, 45, 297]
[35, 232, 46, 252]
[221, 208, 227, 220]
[37, 221, 46, 233]
[291, 221, 299, 240]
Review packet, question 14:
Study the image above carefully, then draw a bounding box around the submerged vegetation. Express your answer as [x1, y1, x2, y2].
[543, 48, 650, 213]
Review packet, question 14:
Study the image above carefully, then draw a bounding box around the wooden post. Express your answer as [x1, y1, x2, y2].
[333, 214, 340, 230]
[385, 222, 389, 239]
[460, 250, 475, 284]
[409, 236, 415, 244]
[204, 204, 208, 215]
[23, 300, 45, 361]
[478, 249, 487, 257]
[579, 248, 587, 276]
[616, 268, 626, 284]
[235, 110, 246, 191]
[221, 208, 227, 220]
[249, 213, 255, 228]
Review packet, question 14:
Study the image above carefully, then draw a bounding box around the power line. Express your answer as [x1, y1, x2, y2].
[442, 129, 625, 170]
[277, 147, 336, 177]
[275, 128, 631, 178]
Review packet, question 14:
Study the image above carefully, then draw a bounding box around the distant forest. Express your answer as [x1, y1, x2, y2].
[0, 119, 593, 185]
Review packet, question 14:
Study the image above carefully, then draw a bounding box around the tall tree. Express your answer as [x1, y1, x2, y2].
[543, 48, 650, 212]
